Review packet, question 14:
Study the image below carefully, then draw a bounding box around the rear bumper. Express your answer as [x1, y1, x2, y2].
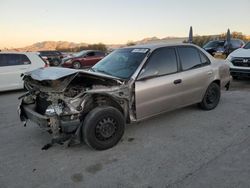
[230, 68, 250, 78]
[19, 102, 80, 133]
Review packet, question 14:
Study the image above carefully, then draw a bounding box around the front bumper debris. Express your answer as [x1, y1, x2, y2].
[18, 101, 81, 149]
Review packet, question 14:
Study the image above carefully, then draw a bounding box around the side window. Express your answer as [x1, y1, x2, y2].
[6, 54, 31, 66]
[87, 52, 95, 57]
[139, 48, 178, 79]
[0, 54, 7, 67]
[20, 54, 31, 65]
[178, 47, 202, 70]
[96, 51, 105, 56]
[199, 51, 210, 65]
[218, 41, 225, 47]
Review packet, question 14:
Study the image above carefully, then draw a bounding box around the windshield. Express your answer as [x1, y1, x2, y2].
[92, 48, 149, 79]
[73, 50, 87, 57]
[243, 42, 250, 49]
[203, 41, 224, 48]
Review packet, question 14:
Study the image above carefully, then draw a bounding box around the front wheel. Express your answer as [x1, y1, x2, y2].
[82, 106, 125, 150]
[199, 83, 220, 110]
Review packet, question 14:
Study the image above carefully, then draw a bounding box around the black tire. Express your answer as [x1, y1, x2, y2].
[199, 83, 220, 110]
[82, 106, 125, 150]
[72, 61, 81, 69]
[52, 59, 60, 66]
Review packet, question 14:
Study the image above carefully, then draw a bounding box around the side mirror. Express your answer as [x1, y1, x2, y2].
[137, 70, 159, 81]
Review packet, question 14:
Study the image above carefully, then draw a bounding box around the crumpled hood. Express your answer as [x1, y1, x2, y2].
[23, 67, 122, 82]
[228, 48, 250, 58]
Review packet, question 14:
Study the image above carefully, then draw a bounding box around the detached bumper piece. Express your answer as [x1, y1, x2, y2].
[19, 103, 81, 149]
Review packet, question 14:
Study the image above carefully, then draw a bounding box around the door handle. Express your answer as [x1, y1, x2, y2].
[173, 79, 182, 85]
[207, 71, 213, 75]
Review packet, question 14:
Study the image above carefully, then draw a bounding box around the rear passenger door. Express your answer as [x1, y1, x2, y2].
[176, 46, 213, 107]
[0, 54, 31, 90]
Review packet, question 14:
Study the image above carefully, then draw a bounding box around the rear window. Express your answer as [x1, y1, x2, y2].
[203, 41, 224, 48]
[38, 55, 48, 65]
[231, 40, 244, 48]
[0, 54, 31, 67]
[243, 42, 250, 49]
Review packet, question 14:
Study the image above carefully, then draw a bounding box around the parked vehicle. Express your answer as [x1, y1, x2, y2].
[227, 41, 250, 79]
[61, 50, 105, 69]
[203, 39, 245, 56]
[0, 52, 47, 92]
[19, 43, 231, 150]
[38, 50, 63, 66]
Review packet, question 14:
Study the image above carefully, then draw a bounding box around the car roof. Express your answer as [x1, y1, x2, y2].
[39, 50, 59, 52]
[0, 51, 39, 55]
[124, 43, 200, 51]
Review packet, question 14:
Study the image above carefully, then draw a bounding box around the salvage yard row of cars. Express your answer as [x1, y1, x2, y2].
[39, 50, 106, 68]
[0, 41, 249, 150]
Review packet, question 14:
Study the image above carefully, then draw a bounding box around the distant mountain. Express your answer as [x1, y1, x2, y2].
[135, 36, 186, 45]
[16, 41, 88, 51]
[14, 36, 187, 51]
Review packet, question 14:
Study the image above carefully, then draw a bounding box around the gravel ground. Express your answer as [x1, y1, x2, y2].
[0, 80, 249, 188]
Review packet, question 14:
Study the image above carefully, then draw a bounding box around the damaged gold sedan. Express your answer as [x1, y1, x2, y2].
[18, 44, 231, 150]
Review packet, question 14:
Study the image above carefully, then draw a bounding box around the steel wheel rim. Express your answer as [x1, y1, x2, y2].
[95, 117, 117, 141]
[73, 62, 80, 69]
[206, 88, 218, 104]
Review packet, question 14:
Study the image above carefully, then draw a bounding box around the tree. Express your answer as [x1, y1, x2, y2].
[219, 31, 248, 41]
[127, 41, 136, 46]
[56, 43, 107, 52]
[183, 35, 213, 47]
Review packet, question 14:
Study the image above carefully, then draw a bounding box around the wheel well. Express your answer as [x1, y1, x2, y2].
[212, 80, 220, 87]
[93, 94, 124, 114]
[80, 94, 124, 122]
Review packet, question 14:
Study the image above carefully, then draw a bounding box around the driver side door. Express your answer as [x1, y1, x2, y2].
[135, 47, 183, 120]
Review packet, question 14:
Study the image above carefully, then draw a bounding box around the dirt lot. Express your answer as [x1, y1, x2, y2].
[0, 79, 249, 188]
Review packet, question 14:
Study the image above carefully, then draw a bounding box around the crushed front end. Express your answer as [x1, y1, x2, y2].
[18, 67, 129, 147]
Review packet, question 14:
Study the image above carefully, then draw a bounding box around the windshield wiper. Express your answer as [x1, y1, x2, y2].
[95, 69, 112, 76]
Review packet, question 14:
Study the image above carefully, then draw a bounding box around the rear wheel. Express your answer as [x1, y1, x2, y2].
[199, 83, 220, 110]
[73, 61, 81, 69]
[52, 59, 60, 66]
[82, 106, 125, 150]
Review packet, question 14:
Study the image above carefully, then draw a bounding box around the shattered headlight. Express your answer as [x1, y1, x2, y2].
[45, 105, 63, 116]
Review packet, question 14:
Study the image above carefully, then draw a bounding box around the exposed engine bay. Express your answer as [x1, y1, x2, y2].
[19, 67, 134, 149]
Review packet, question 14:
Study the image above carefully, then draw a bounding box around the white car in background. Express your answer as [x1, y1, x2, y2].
[0, 52, 47, 91]
[227, 42, 250, 79]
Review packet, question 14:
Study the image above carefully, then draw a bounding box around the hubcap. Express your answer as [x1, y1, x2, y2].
[206, 88, 217, 104]
[73, 63, 80, 69]
[95, 117, 117, 141]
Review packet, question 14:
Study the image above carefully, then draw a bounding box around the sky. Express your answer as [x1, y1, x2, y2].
[0, 0, 250, 48]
